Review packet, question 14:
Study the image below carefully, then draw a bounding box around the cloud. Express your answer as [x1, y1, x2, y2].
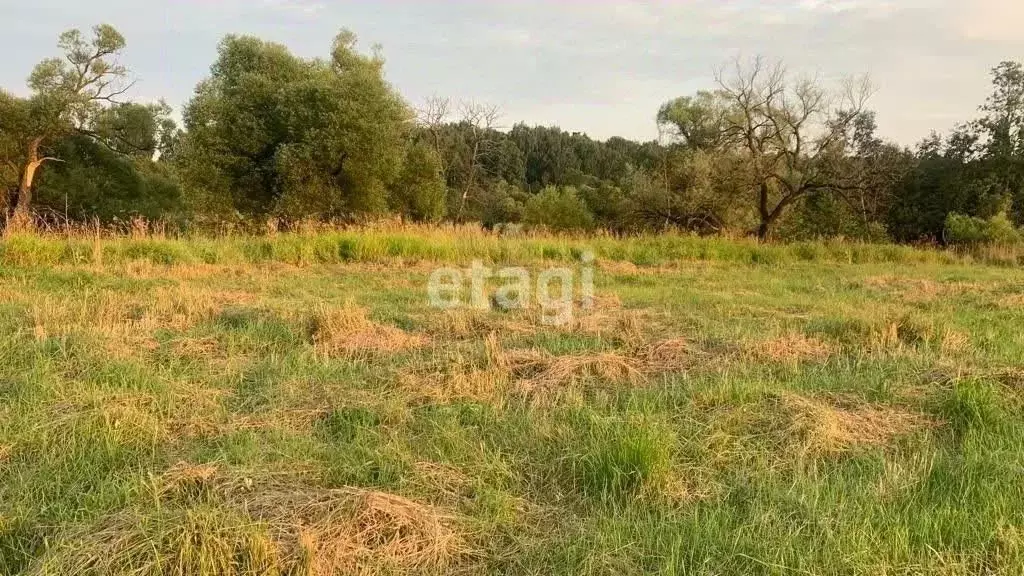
[956, 0, 1024, 43]
[2, 0, 1022, 144]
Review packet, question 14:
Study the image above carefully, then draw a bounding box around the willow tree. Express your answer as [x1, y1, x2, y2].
[660, 57, 875, 240]
[1, 25, 134, 227]
[177, 30, 412, 221]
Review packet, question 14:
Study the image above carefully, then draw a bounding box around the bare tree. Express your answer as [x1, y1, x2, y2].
[454, 101, 500, 222]
[417, 95, 452, 170]
[713, 56, 874, 240]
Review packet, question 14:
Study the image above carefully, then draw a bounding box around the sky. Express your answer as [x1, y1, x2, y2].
[2, 0, 1022, 144]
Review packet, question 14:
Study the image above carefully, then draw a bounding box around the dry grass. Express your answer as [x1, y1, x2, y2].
[863, 276, 986, 303]
[229, 408, 331, 434]
[939, 329, 972, 355]
[245, 486, 467, 575]
[486, 333, 646, 400]
[778, 392, 933, 456]
[310, 302, 427, 357]
[412, 461, 473, 501]
[521, 353, 645, 393]
[425, 308, 538, 338]
[403, 332, 701, 405]
[748, 333, 835, 363]
[38, 464, 468, 576]
[637, 338, 693, 373]
[16, 283, 258, 358]
[995, 293, 1024, 309]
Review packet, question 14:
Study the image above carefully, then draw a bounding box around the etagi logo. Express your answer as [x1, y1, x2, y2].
[427, 252, 595, 326]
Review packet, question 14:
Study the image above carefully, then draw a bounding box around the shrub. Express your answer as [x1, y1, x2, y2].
[523, 186, 595, 233]
[945, 211, 1022, 246]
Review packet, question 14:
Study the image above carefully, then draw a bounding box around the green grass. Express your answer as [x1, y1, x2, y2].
[1, 230, 1024, 574]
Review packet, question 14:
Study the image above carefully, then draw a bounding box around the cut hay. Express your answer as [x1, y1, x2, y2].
[399, 367, 509, 405]
[863, 276, 985, 304]
[940, 329, 972, 355]
[243, 487, 466, 575]
[156, 461, 222, 501]
[996, 293, 1024, 309]
[778, 393, 933, 456]
[405, 331, 696, 404]
[748, 333, 834, 363]
[38, 466, 468, 576]
[311, 302, 427, 357]
[638, 337, 692, 373]
[427, 308, 537, 338]
[517, 353, 645, 397]
[413, 461, 473, 500]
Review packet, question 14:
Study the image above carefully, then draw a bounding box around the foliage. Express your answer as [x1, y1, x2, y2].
[33, 134, 183, 223]
[944, 211, 1022, 246]
[4, 24, 1024, 248]
[523, 186, 595, 232]
[176, 31, 411, 221]
[392, 141, 447, 223]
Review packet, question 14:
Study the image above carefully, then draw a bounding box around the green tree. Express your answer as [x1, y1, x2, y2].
[177, 30, 411, 222]
[523, 186, 595, 232]
[660, 58, 876, 240]
[2, 25, 135, 226]
[657, 91, 734, 151]
[33, 133, 182, 223]
[393, 141, 447, 222]
[970, 61, 1024, 223]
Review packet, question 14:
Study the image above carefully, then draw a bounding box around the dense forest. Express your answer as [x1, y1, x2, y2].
[2, 24, 1024, 245]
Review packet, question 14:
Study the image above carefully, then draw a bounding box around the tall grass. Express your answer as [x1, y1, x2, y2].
[0, 226, 1003, 269]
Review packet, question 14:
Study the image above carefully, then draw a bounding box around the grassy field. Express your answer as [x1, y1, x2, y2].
[1, 230, 1023, 575]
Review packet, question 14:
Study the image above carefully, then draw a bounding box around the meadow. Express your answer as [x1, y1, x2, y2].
[0, 228, 1023, 575]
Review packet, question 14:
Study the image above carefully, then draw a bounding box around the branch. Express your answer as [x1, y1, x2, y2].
[76, 127, 147, 155]
[89, 80, 136, 104]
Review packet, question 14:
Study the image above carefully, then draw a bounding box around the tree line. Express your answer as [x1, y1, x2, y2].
[2, 24, 1024, 245]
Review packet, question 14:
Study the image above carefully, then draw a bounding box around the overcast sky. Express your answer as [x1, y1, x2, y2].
[2, 0, 1022, 144]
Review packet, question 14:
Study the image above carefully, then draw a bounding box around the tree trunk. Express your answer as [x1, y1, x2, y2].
[757, 181, 772, 241]
[455, 141, 480, 223]
[11, 138, 45, 229]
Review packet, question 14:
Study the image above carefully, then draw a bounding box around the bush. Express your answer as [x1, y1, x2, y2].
[523, 186, 595, 233]
[945, 211, 1022, 246]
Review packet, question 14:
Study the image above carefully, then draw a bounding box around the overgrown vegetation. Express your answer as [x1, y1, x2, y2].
[4, 25, 1024, 247]
[0, 228, 1022, 574]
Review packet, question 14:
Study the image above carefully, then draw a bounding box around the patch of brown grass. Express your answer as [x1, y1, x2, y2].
[524, 353, 645, 391]
[426, 308, 537, 338]
[748, 333, 835, 363]
[996, 293, 1024, 309]
[311, 302, 427, 357]
[43, 464, 470, 576]
[412, 461, 473, 501]
[276, 488, 467, 575]
[0, 444, 12, 465]
[638, 337, 692, 373]
[778, 392, 933, 456]
[940, 329, 972, 355]
[403, 330, 698, 405]
[863, 276, 985, 303]
[16, 283, 261, 359]
[228, 470, 467, 575]
[230, 408, 331, 434]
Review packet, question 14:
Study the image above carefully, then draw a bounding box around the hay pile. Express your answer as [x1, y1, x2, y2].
[311, 302, 427, 357]
[748, 333, 834, 363]
[34, 463, 467, 576]
[779, 393, 933, 455]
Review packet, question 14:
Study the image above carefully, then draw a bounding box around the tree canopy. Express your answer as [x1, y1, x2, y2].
[3, 24, 1024, 246]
